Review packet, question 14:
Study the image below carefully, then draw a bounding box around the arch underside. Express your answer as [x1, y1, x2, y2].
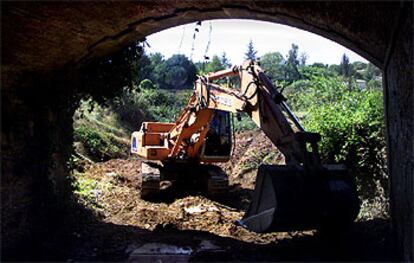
[2, 2, 400, 76]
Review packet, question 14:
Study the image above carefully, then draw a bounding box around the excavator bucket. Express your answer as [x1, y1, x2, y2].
[239, 164, 360, 233]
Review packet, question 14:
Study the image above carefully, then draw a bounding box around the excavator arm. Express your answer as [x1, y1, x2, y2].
[130, 61, 360, 233]
[132, 61, 314, 165]
[194, 61, 308, 164]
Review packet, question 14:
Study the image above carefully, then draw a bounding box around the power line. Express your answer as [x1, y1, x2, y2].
[177, 25, 186, 54]
[190, 21, 202, 60]
[203, 22, 213, 61]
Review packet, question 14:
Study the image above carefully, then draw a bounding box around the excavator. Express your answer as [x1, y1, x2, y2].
[130, 61, 359, 232]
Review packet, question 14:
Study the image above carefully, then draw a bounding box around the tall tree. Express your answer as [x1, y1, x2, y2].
[148, 52, 167, 88]
[339, 53, 352, 78]
[135, 53, 152, 86]
[260, 52, 285, 82]
[339, 53, 354, 89]
[284, 43, 301, 82]
[244, 40, 258, 61]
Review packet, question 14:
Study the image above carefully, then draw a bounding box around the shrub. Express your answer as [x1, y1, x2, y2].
[233, 113, 258, 132]
[72, 173, 113, 209]
[284, 72, 388, 218]
[74, 124, 124, 161]
[72, 176, 100, 207]
[302, 80, 387, 202]
[111, 86, 192, 131]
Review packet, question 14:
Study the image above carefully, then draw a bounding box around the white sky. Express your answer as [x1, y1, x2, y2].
[145, 19, 368, 66]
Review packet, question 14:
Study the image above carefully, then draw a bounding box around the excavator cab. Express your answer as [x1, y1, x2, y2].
[199, 110, 232, 162]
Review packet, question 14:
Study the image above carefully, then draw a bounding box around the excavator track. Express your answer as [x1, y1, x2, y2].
[205, 165, 229, 198]
[139, 161, 229, 199]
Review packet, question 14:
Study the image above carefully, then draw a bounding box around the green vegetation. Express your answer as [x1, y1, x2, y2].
[245, 39, 258, 60]
[74, 125, 117, 159]
[72, 176, 100, 207]
[290, 73, 387, 201]
[72, 171, 113, 209]
[240, 150, 279, 174]
[110, 84, 193, 131]
[74, 38, 387, 218]
[73, 98, 130, 161]
[233, 113, 258, 132]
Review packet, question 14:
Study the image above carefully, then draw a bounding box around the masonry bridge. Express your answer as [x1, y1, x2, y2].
[1, 1, 412, 260]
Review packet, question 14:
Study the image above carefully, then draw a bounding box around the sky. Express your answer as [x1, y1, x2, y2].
[145, 19, 368, 66]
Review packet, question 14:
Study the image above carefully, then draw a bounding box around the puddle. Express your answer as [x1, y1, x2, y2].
[127, 243, 192, 262]
[126, 240, 225, 262]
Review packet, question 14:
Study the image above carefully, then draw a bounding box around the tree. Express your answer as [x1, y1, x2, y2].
[139, 79, 156, 90]
[220, 52, 231, 68]
[260, 52, 285, 82]
[363, 62, 381, 82]
[339, 53, 355, 89]
[284, 43, 301, 82]
[352, 61, 367, 71]
[195, 55, 224, 75]
[164, 54, 197, 89]
[244, 40, 258, 61]
[148, 52, 165, 82]
[82, 42, 146, 103]
[135, 53, 152, 85]
[339, 53, 353, 78]
[312, 62, 328, 68]
[299, 52, 308, 66]
[204, 55, 225, 73]
[328, 64, 341, 75]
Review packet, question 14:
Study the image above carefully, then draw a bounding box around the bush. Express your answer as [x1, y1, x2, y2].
[284, 72, 388, 218]
[72, 176, 100, 207]
[111, 85, 192, 131]
[301, 78, 387, 203]
[72, 172, 113, 209]
[74, 124, 125, 161]
[233, 113, 258, 132]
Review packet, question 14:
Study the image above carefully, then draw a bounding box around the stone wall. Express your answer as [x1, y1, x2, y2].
[1, 71, 79, 258]
[383, 3, 413, 261]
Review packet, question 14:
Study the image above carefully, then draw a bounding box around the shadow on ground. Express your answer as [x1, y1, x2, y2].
[6, 200, 395, 262]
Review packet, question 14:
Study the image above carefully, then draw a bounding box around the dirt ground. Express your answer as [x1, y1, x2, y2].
[49, 130, 395, 261]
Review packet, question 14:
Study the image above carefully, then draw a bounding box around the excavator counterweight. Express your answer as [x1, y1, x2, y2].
[131, 61, 359, 232]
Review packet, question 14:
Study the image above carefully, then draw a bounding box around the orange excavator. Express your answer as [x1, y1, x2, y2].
[131, 61, 359, 232]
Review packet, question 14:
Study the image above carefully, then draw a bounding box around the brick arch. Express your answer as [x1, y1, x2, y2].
[1, 2, 401, 75]
[1, 1, 412, 261]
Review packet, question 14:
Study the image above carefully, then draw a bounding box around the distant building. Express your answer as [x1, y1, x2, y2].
[375, 76, 383, 83]
[356, 79, 366, 89]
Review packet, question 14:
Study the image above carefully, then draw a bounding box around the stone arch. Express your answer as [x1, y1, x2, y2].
[1, 2, 412, 261]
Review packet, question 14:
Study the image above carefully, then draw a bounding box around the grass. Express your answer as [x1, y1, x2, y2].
[73, 99, 130, 161]
[72, 171, 114, 209]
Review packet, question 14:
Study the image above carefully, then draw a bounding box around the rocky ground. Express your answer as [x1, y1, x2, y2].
[56, 130, 395, 261]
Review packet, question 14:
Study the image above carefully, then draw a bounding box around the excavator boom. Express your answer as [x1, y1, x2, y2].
[132, 61, 304, 163]
[130, 61, 360, 232]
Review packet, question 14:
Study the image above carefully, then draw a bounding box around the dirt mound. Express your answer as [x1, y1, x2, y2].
[65, 129, 394, 261]
[73, 130, 310, 245]
[219, 130, 285, 189]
